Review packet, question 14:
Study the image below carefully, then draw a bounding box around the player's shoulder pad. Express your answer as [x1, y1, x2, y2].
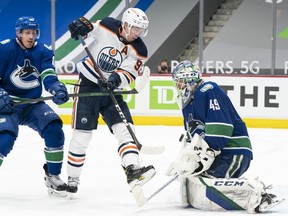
[199, 82, 214, 93]
[0, 38, 16, 54]
[0, 39, 11, 46]
[130, 37, 148, 58]
[34, 41, 54, 57]
[0, 38, 14, 49]
[100, 17, 121, 34]
[100, 17, 148, 58]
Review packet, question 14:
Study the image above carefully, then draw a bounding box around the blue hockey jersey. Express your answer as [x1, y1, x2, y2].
[0, 38, 59, 106]
[182, 81, 253, 159]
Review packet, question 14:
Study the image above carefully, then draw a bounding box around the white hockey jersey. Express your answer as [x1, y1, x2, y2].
[77, 17, 148, 88]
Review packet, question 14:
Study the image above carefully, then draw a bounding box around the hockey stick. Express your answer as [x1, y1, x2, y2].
[78, 35, 165, 155]
[13, 67, 150, 106]
[132, 174, 179, 207]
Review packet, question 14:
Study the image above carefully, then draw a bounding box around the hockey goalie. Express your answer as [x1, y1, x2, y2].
[166, 60, 284, 213]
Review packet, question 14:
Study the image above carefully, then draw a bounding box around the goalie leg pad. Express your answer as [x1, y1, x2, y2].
[247, 179, 285, 213]
[186, 176, 283, 213]
[186, 176, 262, 211]
[180, 177, 189, 207]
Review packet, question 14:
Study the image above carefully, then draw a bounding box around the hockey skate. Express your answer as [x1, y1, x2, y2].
[43, 164, 67, 197]
[255, 193, 284, 213]
[66, 176, 80, 199]
[124, 164, 156, 190]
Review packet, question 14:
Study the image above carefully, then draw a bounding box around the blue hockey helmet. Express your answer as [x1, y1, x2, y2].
[15, 16, 40, 39]
[172, 60, 202, 108]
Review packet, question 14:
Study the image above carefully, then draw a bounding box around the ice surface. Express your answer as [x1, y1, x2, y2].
[0, 125, 287, 216]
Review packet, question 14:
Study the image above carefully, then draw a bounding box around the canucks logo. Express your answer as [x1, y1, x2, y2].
[97, 46, 123, 72]
[10, 59, 40, 89]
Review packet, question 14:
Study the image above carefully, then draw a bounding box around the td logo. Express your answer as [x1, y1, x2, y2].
[150, 80, 179, 110]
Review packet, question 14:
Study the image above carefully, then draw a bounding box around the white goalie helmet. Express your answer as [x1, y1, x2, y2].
[172, 60, 202, 108]
[122, 8, 149, 37]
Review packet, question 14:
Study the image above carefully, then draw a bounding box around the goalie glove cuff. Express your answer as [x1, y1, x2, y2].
[193, 147, 221, 175]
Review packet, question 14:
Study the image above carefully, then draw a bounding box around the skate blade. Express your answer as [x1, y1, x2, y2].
[68, 192, 77, 200]
[259, 198, 285, 212]
[48, 187, 68, 197]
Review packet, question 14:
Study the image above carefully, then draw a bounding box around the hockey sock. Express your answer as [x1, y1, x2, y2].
[44, 147, 64, 175]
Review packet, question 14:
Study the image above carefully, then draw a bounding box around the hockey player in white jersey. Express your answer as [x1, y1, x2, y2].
[66, 8, 155, 196]
[166, 61, 284, 213]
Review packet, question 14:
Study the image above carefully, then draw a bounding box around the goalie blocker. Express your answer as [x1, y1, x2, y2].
[180, 176, 284, 213]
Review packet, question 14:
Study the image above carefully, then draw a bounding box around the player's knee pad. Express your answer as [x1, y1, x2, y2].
[111, 122, 135, 143]
[69, 129, 92, 154]
[0, 131, 16, 157]
[42, 121, 64, 149]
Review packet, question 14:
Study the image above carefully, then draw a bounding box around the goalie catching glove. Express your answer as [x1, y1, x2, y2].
[166, 134, 220, 178]
[68, 17, 94, 40]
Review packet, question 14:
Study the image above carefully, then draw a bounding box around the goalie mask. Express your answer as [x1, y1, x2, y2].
[122, 8, 149, 39]
[172, 61, 202, 109]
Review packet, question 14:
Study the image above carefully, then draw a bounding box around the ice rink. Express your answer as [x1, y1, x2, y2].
[0, 125, 287, 216]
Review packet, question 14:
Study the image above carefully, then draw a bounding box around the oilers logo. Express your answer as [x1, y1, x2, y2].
[97, 46, 122, 72]
[10, 59, 40, 89]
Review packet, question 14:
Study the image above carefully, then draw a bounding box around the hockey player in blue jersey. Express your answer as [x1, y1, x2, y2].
[65, 8, 155, 196]
[166, 60, 283, 213]
[0, 16, 69, 196]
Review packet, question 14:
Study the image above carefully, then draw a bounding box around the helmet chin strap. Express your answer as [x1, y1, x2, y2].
[123, 31, 129, 41]
[122, 23, 132, 41]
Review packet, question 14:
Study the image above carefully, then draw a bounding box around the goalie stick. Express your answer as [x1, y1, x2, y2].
[13, 66, 150, 106]
[132, 174, 179, 207]
[78, 35, 165, 155]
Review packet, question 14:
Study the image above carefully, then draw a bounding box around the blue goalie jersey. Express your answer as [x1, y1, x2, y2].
[182, 81, 253, 159]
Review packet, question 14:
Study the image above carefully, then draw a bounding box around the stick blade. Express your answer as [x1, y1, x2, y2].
[140, 145, 166, 155]
[132, 185, 147, 207]
[135, 66, 150, 93]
